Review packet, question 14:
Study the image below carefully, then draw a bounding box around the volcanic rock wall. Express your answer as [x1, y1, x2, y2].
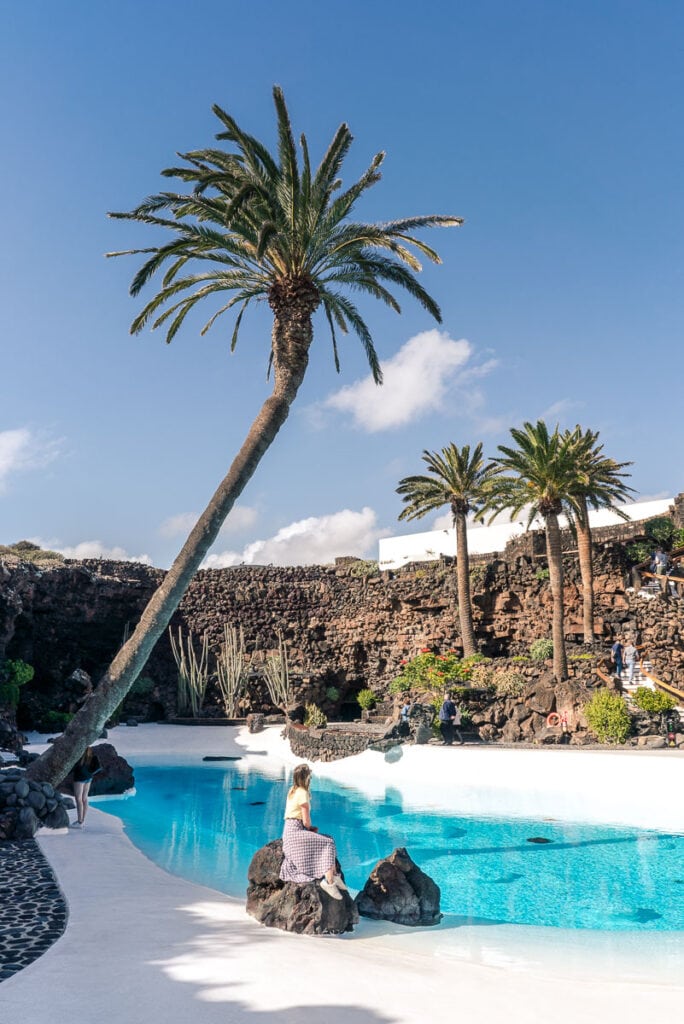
[0, 541, 681, 726]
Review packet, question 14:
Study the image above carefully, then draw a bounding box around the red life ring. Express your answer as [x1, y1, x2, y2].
[546, 712, 561, 728]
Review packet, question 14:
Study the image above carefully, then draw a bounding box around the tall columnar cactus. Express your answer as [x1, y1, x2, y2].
[169, 627, 209, 718]
[215, 624, 247, 718]
[262, 632, 292, 718]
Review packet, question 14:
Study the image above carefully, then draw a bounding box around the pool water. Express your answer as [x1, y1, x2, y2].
[101, 764, 684, 932]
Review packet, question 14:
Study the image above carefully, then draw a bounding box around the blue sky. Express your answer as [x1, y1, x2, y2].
[1, 1, 682, 568]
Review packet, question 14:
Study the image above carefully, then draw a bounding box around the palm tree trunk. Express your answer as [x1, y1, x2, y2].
[27, 313, 313, 786]
[544, 512, 568, 681]
[576, 498, 595, 643]
[454, 512, 477, 656]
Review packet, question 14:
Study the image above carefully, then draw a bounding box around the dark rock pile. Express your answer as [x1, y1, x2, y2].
[0, 767, 71, 840]
[355, 847, 442, 926]
[246, 838, 358, 935]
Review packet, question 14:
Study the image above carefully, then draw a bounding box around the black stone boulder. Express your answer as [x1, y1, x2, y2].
[60, 742, 134, 796]
[246, 838, 358, 935]
[355, 847, 442, 926]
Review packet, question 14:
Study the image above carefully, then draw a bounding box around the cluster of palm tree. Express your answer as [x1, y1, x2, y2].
[397, 421, 633, 681]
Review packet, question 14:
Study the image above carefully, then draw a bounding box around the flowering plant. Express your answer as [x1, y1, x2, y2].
[391, 650, 471, 694]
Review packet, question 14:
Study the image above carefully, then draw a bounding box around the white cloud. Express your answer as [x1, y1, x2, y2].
[203, 507, 388, 568]
[160, 505, 258, 539]
[318, 330, 497, 432]
[32, 537, 152, 565]
[537, 399, 584, 424]
[633, 490, 671, 503]
[0, 428, 61, 490]
[433, 511, 453, 530]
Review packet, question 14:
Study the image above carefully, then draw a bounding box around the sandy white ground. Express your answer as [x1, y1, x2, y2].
[3, 725, 684, 1023]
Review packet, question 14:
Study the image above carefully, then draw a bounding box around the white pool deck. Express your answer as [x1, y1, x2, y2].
[3, 725, 684, 1023]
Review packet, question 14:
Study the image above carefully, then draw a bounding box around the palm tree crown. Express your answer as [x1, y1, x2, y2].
[108, 86, 463, 385]
[488, 421, 580, 524]
[397, 443, 497, 524]
[564, 426, 634, 523]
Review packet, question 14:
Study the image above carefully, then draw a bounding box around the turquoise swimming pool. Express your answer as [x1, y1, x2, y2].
[101, 763, 684, 932]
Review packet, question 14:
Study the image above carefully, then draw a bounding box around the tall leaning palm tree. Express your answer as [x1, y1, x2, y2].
[487, 421, 579, 682]
[27, 87, 462, 785]
[397, 443, 497, 656]
[564, 426, 634, 643]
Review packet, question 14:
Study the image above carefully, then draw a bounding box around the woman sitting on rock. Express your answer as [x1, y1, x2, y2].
[280, 763, 347, 900]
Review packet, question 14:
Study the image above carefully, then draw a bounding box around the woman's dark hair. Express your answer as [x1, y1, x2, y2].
[78, 746, 94, 768]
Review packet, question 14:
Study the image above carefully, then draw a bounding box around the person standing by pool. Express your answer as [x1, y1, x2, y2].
[439, 691, 463, 745]
[71, 746, 101, 828]
[280, 764, 347, 900]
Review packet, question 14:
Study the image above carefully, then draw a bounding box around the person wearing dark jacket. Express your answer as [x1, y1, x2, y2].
[438, 692, 464, 745]
[71, 746, 101, 828]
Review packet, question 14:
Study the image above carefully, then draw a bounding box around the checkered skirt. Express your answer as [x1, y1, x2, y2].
[280, 818, 337, 883]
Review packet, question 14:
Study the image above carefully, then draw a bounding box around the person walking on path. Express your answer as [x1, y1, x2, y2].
[623, 640, 639, 685]
[653, 549, 670, 576]
[71, 746, 101, 828]
[610, 638, 624, 682]
[279, 764, 347, 901]
[439, 692, 464, 745]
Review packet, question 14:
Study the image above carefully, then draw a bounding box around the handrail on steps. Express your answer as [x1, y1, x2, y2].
[637, 647, 684, 704]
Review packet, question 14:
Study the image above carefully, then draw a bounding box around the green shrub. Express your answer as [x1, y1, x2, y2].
[304, 703, 327, 728]
[492, 670, 526, 697]
[510, 655, 530, 664]
[461, 653, 490, 667]
[569, 653, 594, 661]
[348, 559, 379, 578]
[645, 517, 675, 547]
[325, 686, 340, 702]
[389, 676, 411, 695]
[584, 690, 632, 744]
[535, 567, 550, 581]
[672, 528, 684, 550]
[626, 541, 651, 564]
[356, 688, 376, 711]
[469, 565, 486, 588]
[392, 650, 472, 693]
[530, 639, 553, 661]
[0, 659, 35, 709]
[469, 663, 495, 690]
[0, 541, 65, 564]
[38, 710, 74, 733]
[633, 687, 677, 714]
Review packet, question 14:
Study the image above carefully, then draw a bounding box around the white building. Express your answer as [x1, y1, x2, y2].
[378, 498, 673, 571]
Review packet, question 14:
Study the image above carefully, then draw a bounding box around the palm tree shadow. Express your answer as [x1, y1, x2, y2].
[146, 899, 401, 1024]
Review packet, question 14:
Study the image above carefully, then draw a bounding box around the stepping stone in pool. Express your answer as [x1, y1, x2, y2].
[355, 847, 442, 927]
[526, 836, 553, 844]
[249, 800, 266, 806]
[202, 756, 242, 761]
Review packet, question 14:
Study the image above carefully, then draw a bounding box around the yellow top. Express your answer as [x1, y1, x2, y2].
[284, 785, 310, 820]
